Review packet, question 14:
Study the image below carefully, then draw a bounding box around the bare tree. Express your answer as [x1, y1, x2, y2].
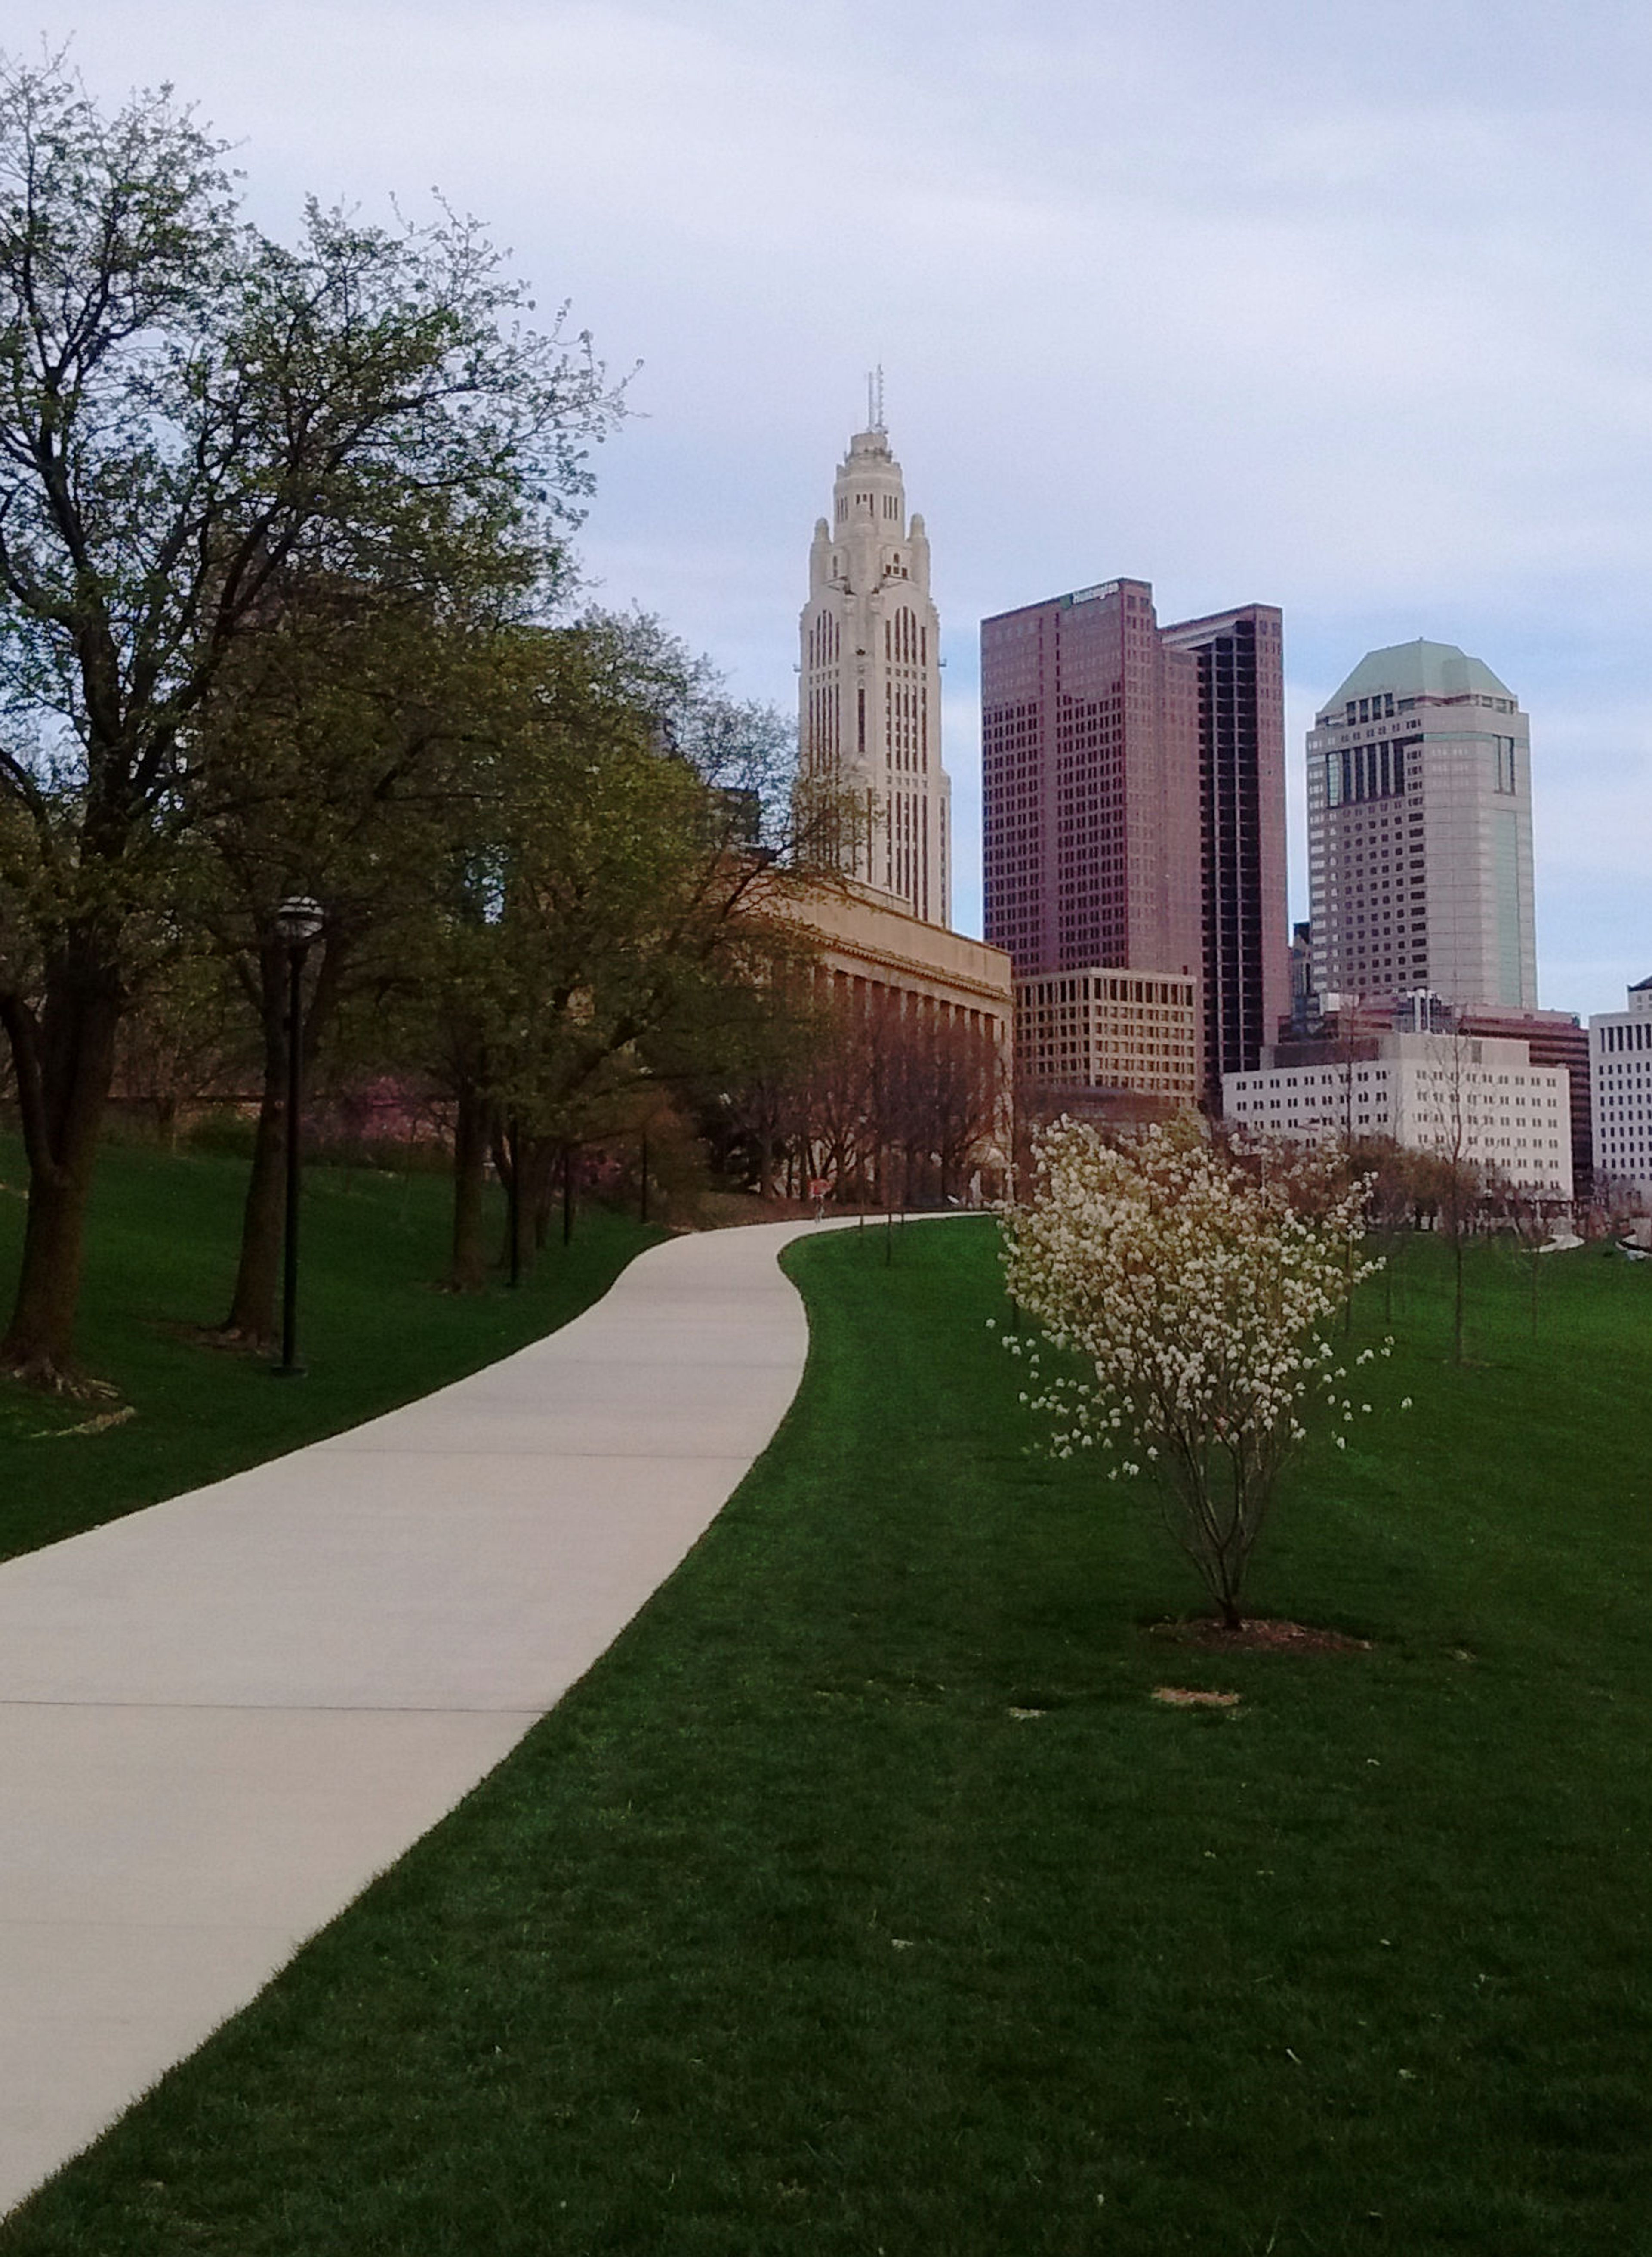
[1489, 1171, 1565, 1341]
[901, 1009, 1003, 1207]
[1402, 1028, 1495, 1365]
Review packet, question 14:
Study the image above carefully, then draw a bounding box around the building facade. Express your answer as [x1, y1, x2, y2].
[980, 577, 1286, 1110]
[981, 577, 1201, 987]
[777, 879, 1011, 1041]
[799, 416, 951, 926]
[773, 877, 1014, 1199]
[1014, 968, 1199, 1108]
[1306, 640, 1538, 1010]
[980, 578, 1204, 1113]
[1159, 603, 1288, 1096]
[1590, 976, 1652, 1208]
[1224, 1031, 1572, 1199]
[1456, 1005, 1592, 1202]
[1273, 991, 1594, 1201]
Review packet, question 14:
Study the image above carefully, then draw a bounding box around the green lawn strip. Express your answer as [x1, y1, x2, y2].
[0, 1133, 661, 1562]
[3, 1221, 1650, 2254]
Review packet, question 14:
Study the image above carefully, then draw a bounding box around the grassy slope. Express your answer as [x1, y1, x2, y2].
[3, 1220, 1651, 2254]
[0, 1134, 660, 1562]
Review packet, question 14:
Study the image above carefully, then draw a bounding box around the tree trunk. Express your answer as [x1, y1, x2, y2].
[0, 945, 125, 1386]
[222, 1090, 287, 1344]
[528, 1137, 558, 1254]
[220, 948, 293, 1345]
[219, 939, 339, 1344]
[3, 1154, 108, 1386]
[447, 1085, 490, 1291]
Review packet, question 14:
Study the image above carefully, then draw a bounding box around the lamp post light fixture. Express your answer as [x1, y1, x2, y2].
[272, 896, 325, 1377]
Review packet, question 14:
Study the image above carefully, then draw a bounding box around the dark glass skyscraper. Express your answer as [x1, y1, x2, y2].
[1159, 604, 1288, 1096]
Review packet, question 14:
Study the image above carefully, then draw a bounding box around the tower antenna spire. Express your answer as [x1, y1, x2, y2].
[866, 364, 885, 432]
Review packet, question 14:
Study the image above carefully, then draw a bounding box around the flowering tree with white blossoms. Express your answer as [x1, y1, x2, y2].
[999, 1119, 1390, 1630]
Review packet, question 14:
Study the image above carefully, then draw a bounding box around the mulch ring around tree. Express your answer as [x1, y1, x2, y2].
[1148, 1616, 1374, 1656]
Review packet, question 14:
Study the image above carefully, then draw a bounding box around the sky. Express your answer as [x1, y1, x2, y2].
[34, 0, 1652, 1015]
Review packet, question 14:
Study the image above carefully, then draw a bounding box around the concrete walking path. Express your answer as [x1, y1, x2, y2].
[0, 1217, 843, 2216]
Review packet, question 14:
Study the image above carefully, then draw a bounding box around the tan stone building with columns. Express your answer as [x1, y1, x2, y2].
[776, 877, 1014, 1049]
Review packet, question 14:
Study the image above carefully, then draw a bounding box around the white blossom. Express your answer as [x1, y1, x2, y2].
[999, 1118, 1386, 1626]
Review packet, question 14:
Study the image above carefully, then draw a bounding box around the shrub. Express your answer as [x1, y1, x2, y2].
[1000, 1120, 1387, 1627]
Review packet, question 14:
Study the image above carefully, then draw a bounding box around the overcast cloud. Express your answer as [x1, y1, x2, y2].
[35, 0, 1652, 1012]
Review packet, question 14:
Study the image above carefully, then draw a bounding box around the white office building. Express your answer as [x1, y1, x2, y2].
[1306, 640, 1537, 1009]
[1590, 976, 1652, 1207]
[1224, 1031, 1572, 1198]
[799, 399, 951, 926]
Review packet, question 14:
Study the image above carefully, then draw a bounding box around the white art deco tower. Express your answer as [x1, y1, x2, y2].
[800, 404, 951, 926]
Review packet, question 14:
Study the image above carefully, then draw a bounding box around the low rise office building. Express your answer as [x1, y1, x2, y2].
[1590, 977, 1652, 1208]
[1270, 976, 1593, 1196]
[1223, 1031, 1572, 1199]
[1015, 967, 1199, 1111]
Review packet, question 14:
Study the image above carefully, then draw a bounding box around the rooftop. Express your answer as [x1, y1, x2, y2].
[1322, 638, 1515, 714]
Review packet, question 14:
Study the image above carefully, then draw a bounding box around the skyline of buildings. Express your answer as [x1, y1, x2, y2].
[794, 403, 1643, 1203]
[1262, 994, 1596, 1201]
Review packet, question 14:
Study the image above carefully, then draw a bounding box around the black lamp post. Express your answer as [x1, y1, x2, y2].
[272, 896, 324, 1377]
[506, 1114, 522, 1289]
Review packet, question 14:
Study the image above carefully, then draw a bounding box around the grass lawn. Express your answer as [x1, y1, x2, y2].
[3, 1217, 1651, 2253]
[0, 1132, 661, 1563]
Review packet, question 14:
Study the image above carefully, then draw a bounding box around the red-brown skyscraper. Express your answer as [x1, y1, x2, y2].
[981, 578, 1202, 982]
[981, 579, 1286, 1102]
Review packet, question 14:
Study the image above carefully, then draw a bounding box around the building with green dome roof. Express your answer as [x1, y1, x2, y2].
[1305, 638, 1536, 1013]
[1324, 639, 1516, 712]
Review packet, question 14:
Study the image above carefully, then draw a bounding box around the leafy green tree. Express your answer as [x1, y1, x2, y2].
[0, 51, 620, 1381]
[420, 616, 823, 1286]
[187, 568, 534, 1341]
[110, 945, 243, 1147]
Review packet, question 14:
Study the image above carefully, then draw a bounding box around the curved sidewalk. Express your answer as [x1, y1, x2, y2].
[0, 1216, 845, 2216]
